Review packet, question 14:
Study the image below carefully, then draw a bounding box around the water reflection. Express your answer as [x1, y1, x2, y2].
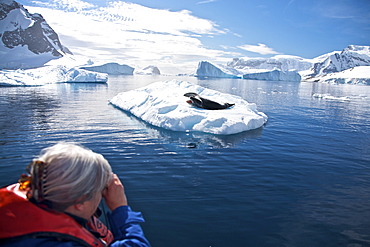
[0, 87, 61, 144]
[112, 107, 264, 148]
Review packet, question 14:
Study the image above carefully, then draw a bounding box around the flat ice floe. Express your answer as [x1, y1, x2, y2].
[110, 80, 268, 135]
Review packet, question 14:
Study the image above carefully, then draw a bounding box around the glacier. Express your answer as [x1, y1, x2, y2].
[0, 65, 108, 86]
[109, 80, 268, 135]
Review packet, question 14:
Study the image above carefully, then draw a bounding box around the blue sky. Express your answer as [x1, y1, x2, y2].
[23, 0, 370, 74]
[121, 0, 370, 58]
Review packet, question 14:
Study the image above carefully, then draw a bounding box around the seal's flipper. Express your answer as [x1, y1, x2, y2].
[225, 103, 235, 109]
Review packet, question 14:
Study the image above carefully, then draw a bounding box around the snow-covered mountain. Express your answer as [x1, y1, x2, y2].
[0, 0, 71, 69]
[196, 45, 370, 84]
[307, 45, 370, 77]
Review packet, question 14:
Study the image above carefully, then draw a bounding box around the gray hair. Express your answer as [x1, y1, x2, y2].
[35, 142, 112, 211]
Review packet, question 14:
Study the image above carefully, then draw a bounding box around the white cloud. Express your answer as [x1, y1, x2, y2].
[27, 0, 235, 74]
[197, 0, 217, 4]
[238, 43, 280, 55]
[32, 0, 95, 11]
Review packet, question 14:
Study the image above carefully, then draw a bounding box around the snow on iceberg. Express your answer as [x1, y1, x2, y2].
[243, 69, 301, 82]
[0, 65, 108, 86]
[109, 80, 267, 135]
[80, 63, 134, 75]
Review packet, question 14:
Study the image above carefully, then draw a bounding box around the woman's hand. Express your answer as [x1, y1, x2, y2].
[103, 173, 128, 211]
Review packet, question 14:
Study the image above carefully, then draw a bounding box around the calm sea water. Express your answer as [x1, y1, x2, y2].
[1, 75, 370, 247]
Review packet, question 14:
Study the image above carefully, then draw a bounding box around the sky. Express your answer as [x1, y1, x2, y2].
[21, 0, 370, 74]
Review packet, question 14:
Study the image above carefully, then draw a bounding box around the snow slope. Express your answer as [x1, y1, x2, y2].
[0, 65, 108, 86]
[110, 80, 267, 135]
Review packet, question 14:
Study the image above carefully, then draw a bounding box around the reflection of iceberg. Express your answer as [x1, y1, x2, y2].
[110, 80, 267, 135]
[115, 109, 264, 148]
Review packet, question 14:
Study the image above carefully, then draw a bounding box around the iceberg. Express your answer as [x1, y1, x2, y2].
[80, 63, 134, 75]
[0, 65, 108, 86]
[243, 69, 301, 82]
[109, 80, 267, 135]
[195, 61, 241, 78]
[196, 61, 301, 81]
[228, 56, 313, 72]
[134, 66, 161, 75]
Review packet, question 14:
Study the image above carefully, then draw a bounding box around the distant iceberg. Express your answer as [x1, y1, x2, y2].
[0, 65, 108, 86]
[196, 61, 241, 78]
[135, 65, 161, 75]
[195, 61, 301, 81]
[109, 80, 267, 135]
[243, 69, 301, 82]
[80, 63, 134, 75]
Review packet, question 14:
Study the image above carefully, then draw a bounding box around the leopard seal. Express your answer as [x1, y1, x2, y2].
[184, 92, 235, 110]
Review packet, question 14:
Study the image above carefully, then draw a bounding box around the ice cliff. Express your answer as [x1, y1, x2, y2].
[0, 0, 71, 69]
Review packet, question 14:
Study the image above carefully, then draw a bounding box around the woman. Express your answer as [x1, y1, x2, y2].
[0, 142, 151, 247]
